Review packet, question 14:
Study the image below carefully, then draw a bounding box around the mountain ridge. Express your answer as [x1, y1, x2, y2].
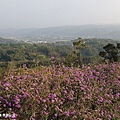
[0, 24, 120, 41]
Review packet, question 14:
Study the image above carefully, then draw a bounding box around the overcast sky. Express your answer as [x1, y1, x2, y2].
[0, 0, 120, 28]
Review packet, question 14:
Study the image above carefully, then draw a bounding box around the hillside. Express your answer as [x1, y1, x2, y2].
[0, 36, 120, 119]
[1, 25, 120, 42]
[0, 37, 23, 44]
[0, 62, 120, 119]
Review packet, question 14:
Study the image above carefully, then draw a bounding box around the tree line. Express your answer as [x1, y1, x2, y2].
[0, 38, 120, 69]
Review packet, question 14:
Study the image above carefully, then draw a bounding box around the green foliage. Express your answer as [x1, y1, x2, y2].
[73, 37, 86, 49]
[99, 43, 120, 62]
[0, 38, 119, 70]
[72, 38, 87, 67]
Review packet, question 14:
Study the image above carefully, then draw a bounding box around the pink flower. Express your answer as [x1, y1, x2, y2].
[5, 87, 9, 90]
[71, 110, 76, 115]
[5, 82, 11, 87]
[65, 111, 70, 116]
[56, 106, 63, 113]
[69, 97, 74, 100]
[43, 99, 46, 103]
[11, 113, 17, 118]
[43, 111, 48, 115]
[3, 104, 6, 107]
[70, 90, 74, 94]
[54, 114, 58, 117]
[52, 93, 57, 98]
[64, 90, 67, 94]
[51, 56, 54, 59]
[51, 99, 55, 103]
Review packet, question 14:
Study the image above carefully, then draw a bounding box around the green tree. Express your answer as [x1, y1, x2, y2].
[99, 43, 120, 62]
[72, 37, 86, 67]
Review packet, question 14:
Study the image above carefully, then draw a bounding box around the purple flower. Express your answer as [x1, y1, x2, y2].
[64, 90, 67, 94]
[5, 82, 11, 87]
[0, 96, 3, 100]
[3, 104, 6, 107]
[43, 99, 46, 103]
[11, 113, 17, 118]
[43, 111, 48, 115]
[51, 99, 55, 103]
[54, 113, 58, 117]
[70, 90, 74, 94]
[69, 97, 74, 100]
[5, 87, 9, 90]
[71, 110, 76, 115]
[9, 108, 12, 111]
[56, 106, 63, 113]
[51, 56, 54, 59]
[52, 93, 56, 98]
[65, 111, 70, 116]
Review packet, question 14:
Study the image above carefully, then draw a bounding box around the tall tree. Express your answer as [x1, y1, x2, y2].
[72, 37, 86, 67]
[99, 43, 120, 62]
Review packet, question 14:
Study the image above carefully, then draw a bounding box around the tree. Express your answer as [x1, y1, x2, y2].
[72, 37, 86, 67]
[99, 43, 120, 62]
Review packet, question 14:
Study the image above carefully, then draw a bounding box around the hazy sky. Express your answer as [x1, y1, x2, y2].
[0, 0, 120, 28]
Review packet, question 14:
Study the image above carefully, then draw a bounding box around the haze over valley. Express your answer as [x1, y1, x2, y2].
[0, 24, 120, 43]
[0, 0, 120, 43]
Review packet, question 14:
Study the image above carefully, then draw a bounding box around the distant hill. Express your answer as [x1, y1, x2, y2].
[1, 25, 120, 42]
[0, 37, 23, 44]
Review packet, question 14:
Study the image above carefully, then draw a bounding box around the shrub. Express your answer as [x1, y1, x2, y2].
[0, 63, 120, 119]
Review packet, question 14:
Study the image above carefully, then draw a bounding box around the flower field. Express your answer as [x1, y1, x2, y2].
[0, 62, 120, 120]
